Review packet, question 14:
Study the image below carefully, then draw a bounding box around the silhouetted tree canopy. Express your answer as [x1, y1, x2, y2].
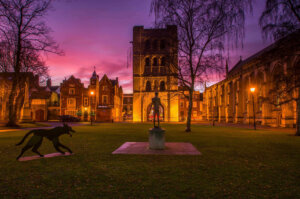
[260, 0, 300, 40]
[0, 0, 61, 126]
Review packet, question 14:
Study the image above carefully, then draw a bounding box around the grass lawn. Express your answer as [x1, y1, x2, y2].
[0, 122, 52, 130]
[0, 123, 299, 198]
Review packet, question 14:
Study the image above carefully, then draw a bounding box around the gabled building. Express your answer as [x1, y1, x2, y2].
[60, 71, 123, 122]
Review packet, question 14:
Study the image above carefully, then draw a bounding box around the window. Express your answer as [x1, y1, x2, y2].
[69, 88, 75, 95]
[66, 110, 76, 116]
[153, 58, 158, 66]
[193, 102, 197, 108]
[153, 40, 158, 50]
[32, 99, 45, 105]
[84, 97, 88, 106]
[103, 86, 107, 91]
[146, 81, 151, 91]
[102, 95, 108, 104]
[160, 40, 166, 49]
[67, 98, 76, 108]
[145, 39, 151, 49]
[161, 57, 166, 66]
[180, 102, 184, 108]
[145, 58, 150, 66]
[160, 81, 165, 91]
[193, 111, 198, 117]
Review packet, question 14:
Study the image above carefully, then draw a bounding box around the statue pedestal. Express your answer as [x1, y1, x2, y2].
[149, 127, 165, 150]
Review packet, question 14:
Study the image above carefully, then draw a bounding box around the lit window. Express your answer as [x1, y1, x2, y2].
[84, 97, 88, 106]
[160, 81, 165, 91]
[180, 102, 184, 108]
[146, 81, 151, 91]
[193, 111, 198, 116]
[102, 95, 108, 104]
[69, 88, 75, 95]
[193, 102, 197, 108]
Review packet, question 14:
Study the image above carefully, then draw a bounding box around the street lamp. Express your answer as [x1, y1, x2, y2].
[90, 91, 95, 126]
[250, 87, 256, 130]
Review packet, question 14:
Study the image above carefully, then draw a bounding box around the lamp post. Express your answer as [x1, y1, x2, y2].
[250, 87, 256, 130]
[90, 91, 94, 126]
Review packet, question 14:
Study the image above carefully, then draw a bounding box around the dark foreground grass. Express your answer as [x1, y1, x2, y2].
[0, 123, 299, 198]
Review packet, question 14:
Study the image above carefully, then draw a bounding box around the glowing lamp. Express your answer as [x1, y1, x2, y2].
[250, 87, 255, 93]
[84, 107, 87, 111]
[90, 91, 94, 95]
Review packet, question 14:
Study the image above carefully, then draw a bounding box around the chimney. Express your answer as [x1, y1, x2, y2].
[47, 78, 52, 87]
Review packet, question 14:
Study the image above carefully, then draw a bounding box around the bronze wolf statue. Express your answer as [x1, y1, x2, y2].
[16, 123, 75, 160]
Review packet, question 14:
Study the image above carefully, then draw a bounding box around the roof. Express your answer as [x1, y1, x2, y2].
[31, 90, 51, 99]
[228, 29, 300, 77]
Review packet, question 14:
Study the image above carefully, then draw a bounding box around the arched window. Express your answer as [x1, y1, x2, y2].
[160, 40, 166, 49]
[145, 57, 150, 66]
[161, 57, 166, 66]
[153, 58, 158, 66]
[153, 40, 158, 50]
[160, 81, 165, 91]
[145, 40, 151, 49]
[146, 81, 151, 91]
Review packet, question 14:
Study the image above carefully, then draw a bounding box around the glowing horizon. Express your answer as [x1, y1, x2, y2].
[44, 0, 270, 93]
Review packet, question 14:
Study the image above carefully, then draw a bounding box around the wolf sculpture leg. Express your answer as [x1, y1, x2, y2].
[32, 139, 44, 157]
[52, 138, 65, 154]
[58, 142, 73, 154]
[16, 136, 42, 160]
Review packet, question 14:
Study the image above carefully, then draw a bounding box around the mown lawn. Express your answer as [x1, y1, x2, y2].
[0, 123, 299, 198]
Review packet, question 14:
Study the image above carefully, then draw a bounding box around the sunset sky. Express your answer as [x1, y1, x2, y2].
[45, 0, 270, 93]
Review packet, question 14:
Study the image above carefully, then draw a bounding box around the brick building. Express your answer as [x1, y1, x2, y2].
[60, 71, 123, 122]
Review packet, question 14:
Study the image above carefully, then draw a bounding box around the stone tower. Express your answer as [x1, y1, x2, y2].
[132, 25, 179, 122]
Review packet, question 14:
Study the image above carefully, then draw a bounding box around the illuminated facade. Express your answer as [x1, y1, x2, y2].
[132, 25, 180, 122]
[203, 31, 300, 127]
[60, 71, 123, 122]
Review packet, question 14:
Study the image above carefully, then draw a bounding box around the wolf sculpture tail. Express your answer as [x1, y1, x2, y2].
[16, 130, 34, 146]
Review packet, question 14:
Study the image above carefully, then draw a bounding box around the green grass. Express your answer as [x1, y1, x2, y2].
[0, 123, 299, 198]
[0, 122, 51, 130]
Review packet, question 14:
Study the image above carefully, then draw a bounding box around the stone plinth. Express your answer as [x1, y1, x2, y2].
[149, 127, 165, 150]
[112, 142, 201, 155]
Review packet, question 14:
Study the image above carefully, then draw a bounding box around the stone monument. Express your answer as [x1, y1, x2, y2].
[148, 92, 165, 150]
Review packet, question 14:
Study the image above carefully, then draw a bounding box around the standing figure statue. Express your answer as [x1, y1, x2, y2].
[152, 91, 162, 128]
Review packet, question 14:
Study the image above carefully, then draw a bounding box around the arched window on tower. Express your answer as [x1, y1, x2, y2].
[160, 40, 166, 49]
[153, 40, 158, 50]
[145, 58, 151, 74]
[145, 39, 151, 50]
[153, 58, 158, 66]
[161, 57, 166, 66]
[152, 57, 159, 75]
[146, 81, 151, 91]
[160, 81, 165, 91]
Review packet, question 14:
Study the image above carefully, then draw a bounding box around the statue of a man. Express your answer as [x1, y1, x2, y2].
[152, 91, 162, 128]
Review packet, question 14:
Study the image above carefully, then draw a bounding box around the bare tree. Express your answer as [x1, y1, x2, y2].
[0, 0, 61, 127]
[260, 0, 300, 41]
[151, 0, 252, 132]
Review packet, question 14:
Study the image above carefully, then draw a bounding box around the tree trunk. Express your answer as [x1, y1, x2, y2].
[186, 89, 194, 132]
[296, 97, 300, 136]
[6, 75, 19, 127]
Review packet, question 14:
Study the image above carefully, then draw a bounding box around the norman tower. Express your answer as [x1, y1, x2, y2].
[132, 25, 179, 122]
